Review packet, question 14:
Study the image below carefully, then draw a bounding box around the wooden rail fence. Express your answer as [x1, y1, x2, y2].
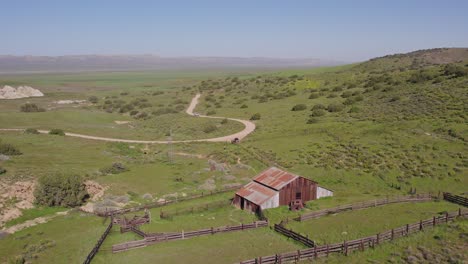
[83, 220, 113, 264]
[96, 184, 242, 217]
[239, 208, 467, 264]
[112, 220, 268, 253]
[274, 224, 315, 247]
[298, 193, 434, 221]
[443, 192, 468, 207]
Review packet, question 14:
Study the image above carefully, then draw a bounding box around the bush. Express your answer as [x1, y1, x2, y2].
[291, 104, 307, 111]
[308, 93, 320, 99]
[203, 124, 218, 133]
[221, 118, 228, 124]
[34, 174, 89, 207]
[88, 96, 99, 104]
[206, 110, 217, 116]
[100, 162, 128, 175]
[307, 118, 319, 124]
[240, 104, 248, 108]
[312, 104, 326, 110]
[20, 103, 45, 113]
[25, 128, 39, 134]
[152, 108, 177, 116]
[310, 109, 326, 117]
[49, 129, 65, 136]
[327, 103, 345, 112]
[349, 106, 360, 113]
[0, 140, 22, 155]
[250, 113, 261, 120]
[130, 110, 139, 116]
[0, 167, 6, 174]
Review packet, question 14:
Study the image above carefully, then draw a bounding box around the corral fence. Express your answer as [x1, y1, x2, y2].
[112, 220, 268, 253]
[274, 224, 315, 247]
[160, 199, 231, 219]
[83, 220, 113, 264]
[443, 192, 468, 207]
[96, 184, 242, 217]
[298, 193, 434, 222]
[239, 208, 467, 264]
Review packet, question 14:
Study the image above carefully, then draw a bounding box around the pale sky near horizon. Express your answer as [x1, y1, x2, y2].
[1, 0, 467, 62]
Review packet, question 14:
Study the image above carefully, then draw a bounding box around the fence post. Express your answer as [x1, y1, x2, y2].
[259, 256, 262, 264]
[314, 244, 318, 258]
[326, 244, 329, 256]
[433, 216, 436, 226]
[419, 220, 423, 230]
[242, 223, 244, 230]
[406, 224, 409, 235]
[391, 229, 394, 240]
[360, 239, 364, 251]
[182, 230, 184, 239]
[297, 249, 301, 260]
[211, 227, 214, 235]
[376, 233, 380, 244]
[343, 240, 347, 256]
[446, 212, 449, 223]
[459, 208, 462, 217]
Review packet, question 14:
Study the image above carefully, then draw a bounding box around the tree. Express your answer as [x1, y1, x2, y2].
[34, 174, 89, 207]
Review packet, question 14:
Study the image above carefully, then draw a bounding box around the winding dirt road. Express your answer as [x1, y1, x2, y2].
[0, 93, 256, 144]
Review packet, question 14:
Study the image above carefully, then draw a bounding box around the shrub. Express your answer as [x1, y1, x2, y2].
[310, 109, 326, 117]
[206, 110, 217, 116]
[34, 174, 89, 207]
[49, 129, 65, 136]
[250, 113, 261, 120]
[0, 167, 6, 174]
[88, 96, 99, 104]
[443, 64, 467, 78]
[307, 118, 319, 124]
[136, 112, 149, 119]
[349, 106, 360, 113]
[0, 140, 22, 155]
[327, 103, 345, 112]
[25, 128, 39, 134]
[240, 104, 248, 108]
[20, 103, 45, 113]
[308, 93, 320, 99]
[100, 162, 128, 175]
[130, 110, 139, 116]
[221, 118, 228, 124]
[203, 124, 218, 133]
[291, 104, 307, 111]
[312, 104, 326, 110]
[152, 108, 177, 116]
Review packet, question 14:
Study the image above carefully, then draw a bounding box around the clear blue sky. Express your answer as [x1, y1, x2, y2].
[1, 0, 467, 61]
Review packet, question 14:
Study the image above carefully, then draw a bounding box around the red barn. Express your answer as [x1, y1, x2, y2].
[233, 167, 333, 213]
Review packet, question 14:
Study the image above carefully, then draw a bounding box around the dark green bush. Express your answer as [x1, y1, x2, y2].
[0, 140, 22, 155]
[49, 129, 65, 136]
[221, 118, 228, 124]
[250, 113, 261, 120]
[206, 110, 217, 116]
[327, 103, 345, 112]
[309, 93, 320, 99]
[307, 118, 319, 124]
[310, 109, 326, 117]
[34, 174, 89, 207]
[291, 104, 307, 111]
[88, 96, 99, 104]
[240, 104, 248, 108]
[152, 108, 177, 116]
[0, 167, 6, 174]
[20, 103, 45, 113]
[312, 104, 326, 110]
[25, 128, 39, 134]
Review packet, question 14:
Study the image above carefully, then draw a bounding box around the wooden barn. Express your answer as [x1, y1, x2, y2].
[233, 167, 333, 213]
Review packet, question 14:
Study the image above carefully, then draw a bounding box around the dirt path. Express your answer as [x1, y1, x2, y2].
[0, 93, 256, 144]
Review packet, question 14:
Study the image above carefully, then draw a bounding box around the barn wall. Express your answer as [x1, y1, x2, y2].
[260, 192, 279, 210]
[316, 186, 334, 199]
[233, 194, 241, 209]
[279, 177, 317, 206]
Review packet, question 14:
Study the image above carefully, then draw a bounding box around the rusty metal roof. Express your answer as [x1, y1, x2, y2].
[235, 181, 277, 205]
[253, 167, 299, 190]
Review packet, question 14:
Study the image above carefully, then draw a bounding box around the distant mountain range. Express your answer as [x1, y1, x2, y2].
[0, 55, 343, 73]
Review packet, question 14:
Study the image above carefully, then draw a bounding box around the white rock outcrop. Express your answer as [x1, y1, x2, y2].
[0, 85, 44, 99]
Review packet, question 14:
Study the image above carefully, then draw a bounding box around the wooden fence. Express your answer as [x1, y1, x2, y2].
[83, 220, 113, 264]
[112, 220, 268, 253]
[274, 224, 315, 248]
[239, 208, 467, 264]
[443, 192, 468, 207]
[97, 184, 242, 217]
[298, 193, 434, 222]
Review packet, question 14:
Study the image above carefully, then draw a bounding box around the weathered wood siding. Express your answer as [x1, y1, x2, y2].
[278, 177, 317, 206]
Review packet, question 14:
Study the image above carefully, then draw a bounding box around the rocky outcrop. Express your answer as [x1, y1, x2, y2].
[0, 85, 44, 99]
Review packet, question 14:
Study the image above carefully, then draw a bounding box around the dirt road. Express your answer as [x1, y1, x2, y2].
[0, 93, 256, 144]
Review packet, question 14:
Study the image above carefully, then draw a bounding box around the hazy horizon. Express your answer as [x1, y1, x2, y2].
[2, 1, 468, 62]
